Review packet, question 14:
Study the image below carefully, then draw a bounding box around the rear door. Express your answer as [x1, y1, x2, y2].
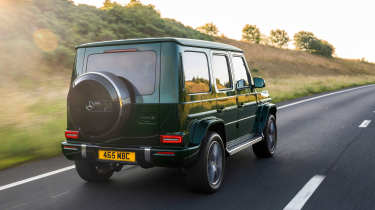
[231, 54, 258, 139]
[211, 51, 238, 141]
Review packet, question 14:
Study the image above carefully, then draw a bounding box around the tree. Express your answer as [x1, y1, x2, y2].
[270, 29, 289, 48]
[294, 31, 335, 57]
[102, 0, 114, 10]
[293, 31, 316, 50]
[197, 22, 219, 36]
[242, 24, 261, 44]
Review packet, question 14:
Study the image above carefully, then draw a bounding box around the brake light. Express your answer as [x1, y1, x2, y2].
[104, 49, 137, 53]
[160, 135, 182, 144]
[65, 130, 79, 139]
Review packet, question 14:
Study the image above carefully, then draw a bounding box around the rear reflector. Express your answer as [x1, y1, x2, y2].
[65, 130, 79, 139]
[160, 135, 182, 144]
[63, 146, 78, 151]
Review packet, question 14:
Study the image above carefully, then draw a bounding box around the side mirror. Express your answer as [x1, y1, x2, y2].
[236, 79, 246, 90]
[253, 77, 266, 88]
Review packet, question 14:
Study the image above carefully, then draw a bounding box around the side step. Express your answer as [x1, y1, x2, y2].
[226, 135, 263, 155]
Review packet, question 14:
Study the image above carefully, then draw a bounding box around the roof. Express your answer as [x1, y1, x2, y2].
[76, 37, 243, 52]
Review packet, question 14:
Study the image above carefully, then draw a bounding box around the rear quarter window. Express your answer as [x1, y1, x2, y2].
[182, 51, 210, 94]
[86, 51, 156, 95]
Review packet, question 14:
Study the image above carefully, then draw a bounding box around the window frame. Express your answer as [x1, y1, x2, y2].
[211, 51, 234, 92]
[182, 50, 212, 95]
[231, 53, 253, 88]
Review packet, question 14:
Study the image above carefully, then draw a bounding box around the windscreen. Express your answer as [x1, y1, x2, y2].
[86, 51, 157, 95]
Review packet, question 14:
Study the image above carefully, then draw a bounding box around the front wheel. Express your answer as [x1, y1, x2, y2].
[187, 132, 225, 193]
[75, 160, 114, 182]
[253, 114, 277, 158]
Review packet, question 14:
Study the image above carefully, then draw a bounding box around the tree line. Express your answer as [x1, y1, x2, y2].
[0, 0, 211, 69]
[198, 23, 335, 58]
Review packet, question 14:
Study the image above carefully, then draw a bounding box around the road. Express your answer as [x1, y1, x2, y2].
[1, 84, 375, 210]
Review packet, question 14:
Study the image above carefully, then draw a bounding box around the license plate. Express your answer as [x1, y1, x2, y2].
[98, 150, 136, 162]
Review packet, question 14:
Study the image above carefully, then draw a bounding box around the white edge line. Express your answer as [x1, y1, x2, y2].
[283, 175, 326, 210]
[278, 84, 375, 110]
[359, 120, 371, 128]
[0, 84, 374, 192]
[0, 165, 75, 191]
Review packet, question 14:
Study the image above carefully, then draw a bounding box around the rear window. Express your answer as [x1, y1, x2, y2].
[182, 52, 210, 94]
[86, 51, 156, 95]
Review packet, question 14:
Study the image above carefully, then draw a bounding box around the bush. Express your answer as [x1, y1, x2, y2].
[294, 31, 335, 57]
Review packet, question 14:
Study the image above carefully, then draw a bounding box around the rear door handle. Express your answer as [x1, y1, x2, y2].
[217, 106, 224, 113]
[238, 102, 244, 107]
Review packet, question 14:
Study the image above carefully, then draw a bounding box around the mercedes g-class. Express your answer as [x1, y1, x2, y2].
[62, 37, 277, 193]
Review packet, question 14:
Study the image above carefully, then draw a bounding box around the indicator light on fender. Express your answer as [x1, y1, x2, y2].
[65, 130, 79, 139]
[160, 135, 182, 144]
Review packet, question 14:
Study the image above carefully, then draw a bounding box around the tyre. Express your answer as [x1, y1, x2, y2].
[75, 160, 114, 182]
[187, 132, 225, 193]
[253, 114, 277, 158]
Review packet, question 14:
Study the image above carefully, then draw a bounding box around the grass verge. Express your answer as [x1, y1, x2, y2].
[1, 76, 374, 170]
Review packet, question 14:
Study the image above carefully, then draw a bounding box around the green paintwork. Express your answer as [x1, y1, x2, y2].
[64, 38, 276, 168]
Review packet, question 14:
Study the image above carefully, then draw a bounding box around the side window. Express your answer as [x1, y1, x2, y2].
[232, 56, 250, 86]
[183, 52, 210, 94]
[212, 54, 232, 90]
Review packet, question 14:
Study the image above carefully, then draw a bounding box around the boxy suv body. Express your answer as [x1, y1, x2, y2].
[62, 37, 277, 193]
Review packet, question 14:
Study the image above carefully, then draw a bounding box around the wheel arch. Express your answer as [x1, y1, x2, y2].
[254, 103, 277, 134]
[188, 117, 226, 146]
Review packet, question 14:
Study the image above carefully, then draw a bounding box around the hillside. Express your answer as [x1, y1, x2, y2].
[0, 0, 375, 170]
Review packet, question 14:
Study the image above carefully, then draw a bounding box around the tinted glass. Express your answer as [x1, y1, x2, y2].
[183, 52, 210, 94]
[232, 56, 250, 86]
[212, 55, 232, 90]
[87, 51, 156, 95]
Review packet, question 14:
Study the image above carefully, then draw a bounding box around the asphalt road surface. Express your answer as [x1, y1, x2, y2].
[1, 84, 375, 210]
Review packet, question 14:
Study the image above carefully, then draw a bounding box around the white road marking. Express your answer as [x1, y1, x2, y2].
[0, 84, 374, 192]
[278, 84, 375, 110]
[359, 120, 371, 128]
[0, 165, 75, 191]
[283, 175, 326, 210]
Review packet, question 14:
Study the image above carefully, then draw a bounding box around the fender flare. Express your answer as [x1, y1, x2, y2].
[254, 103, 277, 134]
[188, 117, 225, 146]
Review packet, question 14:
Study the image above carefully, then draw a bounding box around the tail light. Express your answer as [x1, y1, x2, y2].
[65, 130, 79, 139]
[160, 135, 182, 144]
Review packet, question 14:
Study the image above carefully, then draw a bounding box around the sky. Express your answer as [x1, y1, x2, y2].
[73, 0, 375, 62]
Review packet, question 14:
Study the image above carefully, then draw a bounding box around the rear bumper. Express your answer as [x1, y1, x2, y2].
[61, 141, 200, 168]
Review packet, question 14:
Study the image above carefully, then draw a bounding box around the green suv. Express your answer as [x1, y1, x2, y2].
[62, 37, 277, 193]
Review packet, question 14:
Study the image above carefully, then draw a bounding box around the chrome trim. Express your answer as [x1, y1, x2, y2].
[183, 95, 236, 104]
[144, 147, 151, 163]
[81, 144, 87, 158]
[188, 110, 217, 118]
[243, 101, 257, 106]
[227, 136, 263, 155]
[260, 98, 272, 103]
[223, 105, 237, 111]
[225, 115, 256, 125]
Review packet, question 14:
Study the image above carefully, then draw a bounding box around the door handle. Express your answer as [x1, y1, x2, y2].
[238, 102, 244, 108]
[217, 106, 224, 113]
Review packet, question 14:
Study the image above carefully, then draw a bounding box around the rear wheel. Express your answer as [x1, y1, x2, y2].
[253, 114, 277, 158]
[187, 132, 225, 193]
[75, 160, 114, 182]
